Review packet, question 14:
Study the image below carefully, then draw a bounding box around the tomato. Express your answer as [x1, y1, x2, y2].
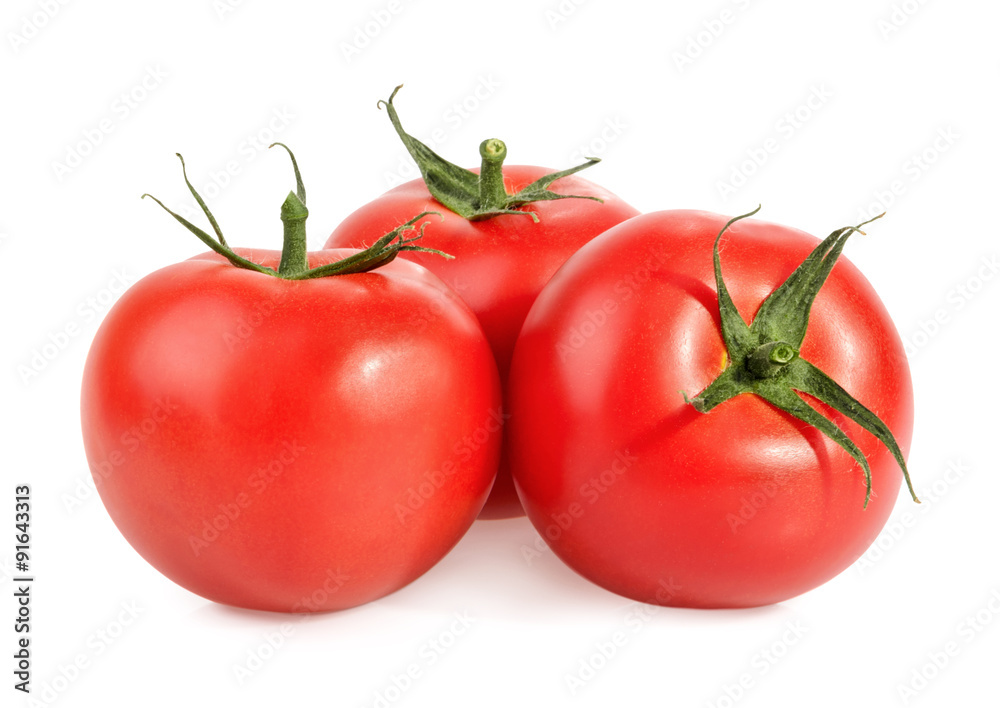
[81, 149, 501, 612]
[508, 209, 915, 608]
[326, 87, 640, 519]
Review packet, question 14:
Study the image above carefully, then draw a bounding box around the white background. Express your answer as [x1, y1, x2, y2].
[1, 0, 998, 706]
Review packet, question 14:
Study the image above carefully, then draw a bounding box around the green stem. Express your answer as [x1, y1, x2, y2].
[685, 207, 918, 508]
[278, 191, 309, 277]
[478, 139, 509, 212]
[378, 85, 604, 221]
[144, 148, 451, 281]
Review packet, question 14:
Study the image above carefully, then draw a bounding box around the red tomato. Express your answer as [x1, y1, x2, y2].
[328, 168, 639, 518]
[508, 209, 914, 608]
[81, 240, 501, 611]
[326, 87, 641, 520]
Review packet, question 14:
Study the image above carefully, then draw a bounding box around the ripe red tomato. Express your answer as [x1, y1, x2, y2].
[81, 151, 501, 612]
[508, 209, 914, 608]
[326, 88, 640, 519]
[82, 248, 500, 612]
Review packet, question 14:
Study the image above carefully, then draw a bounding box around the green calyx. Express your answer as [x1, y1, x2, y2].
[685, 207, 918, 508]
[142, 143, 450, 279]
[379, 84, 603, 222]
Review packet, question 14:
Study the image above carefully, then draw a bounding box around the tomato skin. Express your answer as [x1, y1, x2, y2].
[326, 167, 640, 518]
[508, 210, 913, 608]
[81, 249, 501, 612]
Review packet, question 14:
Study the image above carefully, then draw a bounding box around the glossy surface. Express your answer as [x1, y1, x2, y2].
[326, 168, 640, 518]
[508, 210, 913, 608]
[81, 249, 501, 612]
